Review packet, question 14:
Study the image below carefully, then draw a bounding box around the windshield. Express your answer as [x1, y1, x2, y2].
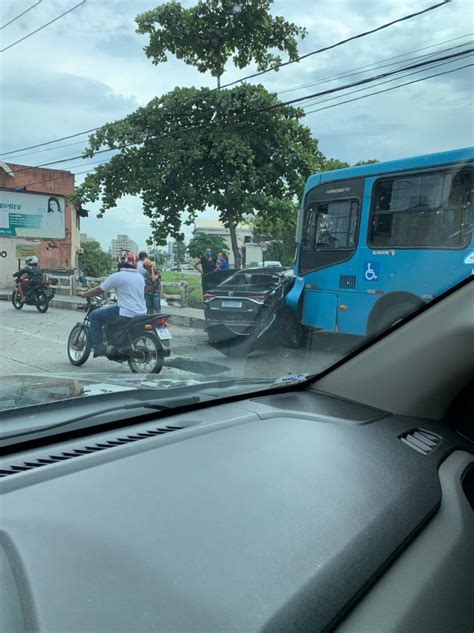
[0, 0, 472, 429]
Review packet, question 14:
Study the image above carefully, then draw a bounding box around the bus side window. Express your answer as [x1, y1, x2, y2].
[370, 168, 473, 248]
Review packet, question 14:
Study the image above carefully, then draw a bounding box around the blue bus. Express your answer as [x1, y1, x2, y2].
[287, 147, 473, 338]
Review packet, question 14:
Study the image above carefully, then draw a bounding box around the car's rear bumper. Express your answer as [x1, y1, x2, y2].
[205, 321, 256, 341]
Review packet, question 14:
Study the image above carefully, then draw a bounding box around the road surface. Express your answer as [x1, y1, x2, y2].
[0, 301, 358, 383]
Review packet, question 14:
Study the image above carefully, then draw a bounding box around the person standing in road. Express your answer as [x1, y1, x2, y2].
[216, 251, 229, 271]
[193, 248, 217, 293]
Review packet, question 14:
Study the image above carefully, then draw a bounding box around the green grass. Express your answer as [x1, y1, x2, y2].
[160, 271, 203, 308]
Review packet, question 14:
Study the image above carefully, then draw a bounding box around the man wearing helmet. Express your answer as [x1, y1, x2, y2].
[13, 256, 44, 301]
[80, 254, 146, 358]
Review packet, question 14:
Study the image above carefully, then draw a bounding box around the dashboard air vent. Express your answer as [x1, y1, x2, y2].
[399, 429, 442, 455]
[0, 424, 189, 478]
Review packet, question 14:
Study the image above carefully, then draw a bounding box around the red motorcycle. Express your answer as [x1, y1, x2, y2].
[11, 270, 55, 313]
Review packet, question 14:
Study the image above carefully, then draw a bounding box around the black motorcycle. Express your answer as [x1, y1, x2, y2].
[67, 296, 172, 374]
[12, 270, 55, 313]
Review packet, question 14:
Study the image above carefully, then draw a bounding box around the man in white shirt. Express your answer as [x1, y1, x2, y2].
[80, 259, 146, 357]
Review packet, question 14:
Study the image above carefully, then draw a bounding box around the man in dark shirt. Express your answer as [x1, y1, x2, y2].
[193, 248, 217, 293]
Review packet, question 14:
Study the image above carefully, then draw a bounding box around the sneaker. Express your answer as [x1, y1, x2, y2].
[93, 344, 106, 358]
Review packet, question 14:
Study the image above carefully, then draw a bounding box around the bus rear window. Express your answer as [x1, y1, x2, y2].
[369, 169, 473, 248]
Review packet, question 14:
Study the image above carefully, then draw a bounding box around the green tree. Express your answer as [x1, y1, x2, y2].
[136, 0, 305, 88]
[72, 1, 319, 268]
[72, 84, 320, 268]
[148, 246, 167, 268]
[79, 240, 114, 277]
[187, 232, 228, 258]
[172, 238, 187, 265]
[353, 159, 379, 166]
[251, 199, 297, 266]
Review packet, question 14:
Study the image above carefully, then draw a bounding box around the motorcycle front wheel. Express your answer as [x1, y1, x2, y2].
[11, 290, 24, 310]
[128, 332, 164, 374]
[35, 291, 49, 313]
[67, 324, 92, 366]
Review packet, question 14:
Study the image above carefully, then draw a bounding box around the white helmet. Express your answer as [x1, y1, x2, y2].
[25, 256, 39, 266]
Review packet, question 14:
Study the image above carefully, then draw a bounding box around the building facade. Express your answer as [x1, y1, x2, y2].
[0, 163, 83, 287]
[110, 234, 138, 258]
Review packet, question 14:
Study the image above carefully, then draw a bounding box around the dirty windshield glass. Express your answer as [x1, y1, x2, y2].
[0, 0, 472, 417]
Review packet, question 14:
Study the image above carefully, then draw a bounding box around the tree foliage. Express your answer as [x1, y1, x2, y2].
[188, 232, 229, 258]
[78, 240, 114, 277]
[172, 238, 188, 264]
[135, 0, 305, 85]
[72, 83, 321, 267]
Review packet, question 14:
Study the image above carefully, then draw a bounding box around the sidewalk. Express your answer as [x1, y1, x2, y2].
[0, 289, 205, 329]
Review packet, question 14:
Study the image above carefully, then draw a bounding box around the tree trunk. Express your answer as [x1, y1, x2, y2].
[227, 211, 241, 269]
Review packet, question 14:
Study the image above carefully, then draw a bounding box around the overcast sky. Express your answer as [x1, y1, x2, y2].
[1, 0, 473, 250]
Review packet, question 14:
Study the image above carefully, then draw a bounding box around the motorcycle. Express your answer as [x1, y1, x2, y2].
[11, 270, 55, 313]
[67, 296, 172, 374]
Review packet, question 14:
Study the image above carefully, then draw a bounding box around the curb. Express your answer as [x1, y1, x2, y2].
[0, 292, 205, 329]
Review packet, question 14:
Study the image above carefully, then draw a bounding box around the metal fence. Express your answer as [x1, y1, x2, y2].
[49, 274, 189, 308]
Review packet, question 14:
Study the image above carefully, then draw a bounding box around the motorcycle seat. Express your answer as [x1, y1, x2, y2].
[115, 314, 150, 327]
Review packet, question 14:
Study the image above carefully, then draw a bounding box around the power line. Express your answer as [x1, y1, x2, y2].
[304, 63, 473, 117]
[277, 35, 473, 96]
[0, 0, 450, 158]
[7, 37, 471, 164]
[0, 0, 86, 53]
[8, 47, 472, 175]
[221, 0, 452, 88]
[300, 54, 472, 111]
[6, 63, 471, 190]
[0, 0, 42, 30]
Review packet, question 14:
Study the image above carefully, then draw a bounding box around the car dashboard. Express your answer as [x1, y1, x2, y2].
[1, 388, 473, 632]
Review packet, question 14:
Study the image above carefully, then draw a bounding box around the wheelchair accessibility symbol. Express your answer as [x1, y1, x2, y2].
[364, 261, 380, 281]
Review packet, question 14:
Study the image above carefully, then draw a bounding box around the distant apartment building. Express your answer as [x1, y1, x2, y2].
[80, 233, 93, 242]
[110, 234, 138, 258]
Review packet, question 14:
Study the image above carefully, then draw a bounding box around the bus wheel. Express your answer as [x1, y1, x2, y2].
[367, 295, 423, 338]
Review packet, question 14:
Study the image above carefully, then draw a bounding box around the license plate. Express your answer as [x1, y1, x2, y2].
[222, 300, 242, 308]
[156, 327, 172, 340]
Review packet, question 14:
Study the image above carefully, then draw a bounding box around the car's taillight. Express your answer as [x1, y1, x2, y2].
[248, 295, 265, 303]
[156, 316, 170, 327]
[204, 293, 216, 302]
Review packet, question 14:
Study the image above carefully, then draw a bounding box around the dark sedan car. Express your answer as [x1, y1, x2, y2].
[204, 267, 302, 354]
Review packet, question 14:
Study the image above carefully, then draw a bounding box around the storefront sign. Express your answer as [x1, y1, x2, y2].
[15, 243, 40, 259]
[0, 191, 65, 239]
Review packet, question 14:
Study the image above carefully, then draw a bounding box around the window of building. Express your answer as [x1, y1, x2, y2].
[369, 168, 473, 248]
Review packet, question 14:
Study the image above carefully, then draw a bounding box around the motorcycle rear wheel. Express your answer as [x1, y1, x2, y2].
[67, 325, 92, 366]
[35, 291, 49, 313]
[11, 290, 24, 310]
[128, 332, 164, 374]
